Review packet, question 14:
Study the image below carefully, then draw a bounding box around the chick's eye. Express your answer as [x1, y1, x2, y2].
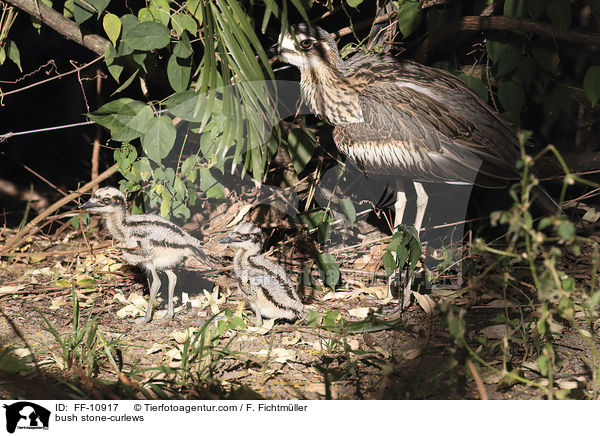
[299, 39, 313, 50]
[102, 198, 111, 205]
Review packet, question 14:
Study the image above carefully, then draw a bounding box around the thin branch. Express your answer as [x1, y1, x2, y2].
[5, 0, 110, 55]
[0, 56, 103, 101]
[0, 163, 118, 254]
[421, 15, 600, 56]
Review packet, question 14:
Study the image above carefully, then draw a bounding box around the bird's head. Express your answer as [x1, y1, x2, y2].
[278, 23, 343, 72]
[79, 187, 127, 215]
[219, 221, 264, 250]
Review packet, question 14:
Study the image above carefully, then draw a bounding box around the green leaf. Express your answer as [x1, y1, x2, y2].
[547, 0, 571, 31]
[458, 74, 487, 102]
[73, 0, 110, 25]
[486, 40, 509, 64]
[497, 81, 525, 117]
[167, 55, 192, 93]
[171, 13, 197, 36]
[397, 1, 422, 37]
[88, 98, 154, 141]
[316, 252, 340, 289]
[338, 198, 356, 225]
[527, 0, 545, 18]
[557, 221, 575, 240]
[103, 12, 121, 46]
[295, 208, 329, 230]
[531, 42, 559, 74]
[186, 0, 203, 24]
[121, 21, 170, 50]
[149, 0, 171, 26]
[504, 0, 526, 17]
[138, 8, 153, 22]
[286, 128, 315, 174]
[382, 251, 396, 276]
[142, 116, 176, 163]
[584, 66, 600, 107]
[111, 68, 140, 96]
[514, 57, 536, 86]
[0, 47, 5, 65]
[166, 91, 220, 122]
[5, 40, 22, 72]
[346, 0, 363, 7]
[173, 32, 193, 58]
[496, 45, 520, 76]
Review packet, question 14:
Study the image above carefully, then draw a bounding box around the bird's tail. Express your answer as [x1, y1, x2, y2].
[532, 184, 562, 215]
[191, 244, 221, 269]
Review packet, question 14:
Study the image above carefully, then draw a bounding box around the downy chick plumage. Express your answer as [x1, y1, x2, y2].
[80, 187, 210, 322]
[219, 221, 305, 325]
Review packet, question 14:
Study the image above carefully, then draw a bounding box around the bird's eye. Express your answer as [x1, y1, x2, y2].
[299, 39, 313, 50]
[102, 198, 111, 205]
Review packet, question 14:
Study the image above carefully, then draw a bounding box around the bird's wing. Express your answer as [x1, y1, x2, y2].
[334, 80, 518, 186]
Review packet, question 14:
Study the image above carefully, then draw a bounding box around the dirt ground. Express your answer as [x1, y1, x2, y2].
[1, 200, 598, 400]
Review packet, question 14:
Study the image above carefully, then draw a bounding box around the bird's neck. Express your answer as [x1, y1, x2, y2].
[299, 63, 363, 125]
[103, 206, 128, 242]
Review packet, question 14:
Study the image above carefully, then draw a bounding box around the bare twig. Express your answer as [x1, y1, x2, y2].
[0, 163, 118, 254]
[466, 358, 489, 400]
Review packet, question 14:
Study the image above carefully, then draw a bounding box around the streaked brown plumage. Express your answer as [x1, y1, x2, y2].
[278, 23, 559, 213]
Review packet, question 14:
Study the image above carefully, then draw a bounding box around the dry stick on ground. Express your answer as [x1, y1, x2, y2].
[0, 164, 118, 254]
[466, 358, 489, 400]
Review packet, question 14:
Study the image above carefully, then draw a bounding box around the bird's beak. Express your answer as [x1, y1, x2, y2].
[79, 200, 100, 210]
[218, 235, 233, 244]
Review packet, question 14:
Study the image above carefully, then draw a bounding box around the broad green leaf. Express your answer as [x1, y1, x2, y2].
[584, 66, 600, 107]
[5, 40, 22, 72]
[346, 0, 363, 7]
[504, 0, 526, 17]
[458, 74, 487, 101]
[73, 0, 110, 25]
[186, 0, 203, 23]
[514, 57, 536, 86]
[338, 197, 356, 225]
[138, 8, 153, 22]
[557, 220, 575, 240]
[286, 128, 315, 174]
[166, 91, 221, 122]
[121, 21, 170, 50]
[295, 208, 329, 230]
[149, 0, 171, 26]
[0, 47, 5, 65]
[527, 0, 545, 18]
[88, 98, 154, 141]
[171, 13, 197, 36]
[486, 40, 509, 64]
[497, 81, 525, 116]
[63, 0, 74, 18]
[173, 33, 193, 58]
[103, 12, 121, 46]
[382, 251, 396, 276]
[167, 55, 192, 93]
[316, 252, 340, 288]
[142, 116, 176, 163]
[496, 45, 520, 76]
[397, 1, 422, 38]
[531, 42, 559, 74]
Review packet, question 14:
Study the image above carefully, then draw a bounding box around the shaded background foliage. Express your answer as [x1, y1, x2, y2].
[1, 0, 599, 222]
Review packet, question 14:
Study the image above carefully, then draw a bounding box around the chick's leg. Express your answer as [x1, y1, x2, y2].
[144, 265, 161, 323]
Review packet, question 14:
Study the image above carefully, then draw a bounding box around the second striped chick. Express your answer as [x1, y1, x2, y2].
[219, 221, 305, 326]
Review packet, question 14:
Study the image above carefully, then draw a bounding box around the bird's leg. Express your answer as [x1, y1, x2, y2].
[388, 180, 408, 299]
[165, 269, 177, 320]
[400, 182, 428, 309]
[144, 265, 161, 323]
[413, 182, 428, 235]
[255, 308, 263, 327]
[393, 179, 407, 229]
